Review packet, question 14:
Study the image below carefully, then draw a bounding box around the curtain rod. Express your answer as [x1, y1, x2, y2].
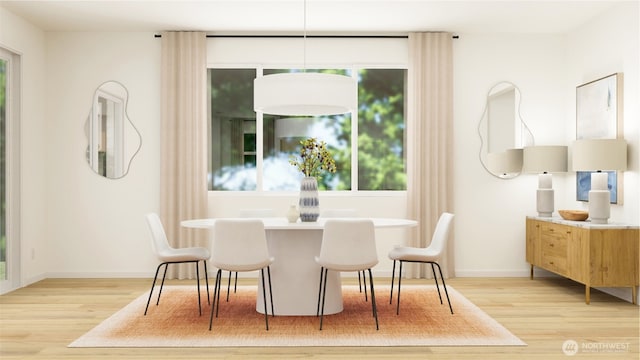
[153, 34, 459, 39]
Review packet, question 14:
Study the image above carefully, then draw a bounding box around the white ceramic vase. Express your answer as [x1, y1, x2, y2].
[299, 177, 320, 222]
[286, 205, 299, 223]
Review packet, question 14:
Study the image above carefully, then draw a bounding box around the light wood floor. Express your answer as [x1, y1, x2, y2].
[0, 277, 638, 359]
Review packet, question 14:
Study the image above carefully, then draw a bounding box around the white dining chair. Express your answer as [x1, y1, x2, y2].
[221, 208, 276, 298]
[388, 212, 455, 315]
[316, 219, 379, 330]
[320, 209, 368, 297]
[209, 219, 275, 331]
[143, 213, 210, 316]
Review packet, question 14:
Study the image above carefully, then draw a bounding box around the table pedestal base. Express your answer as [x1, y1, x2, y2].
[257, 229, 343, 315]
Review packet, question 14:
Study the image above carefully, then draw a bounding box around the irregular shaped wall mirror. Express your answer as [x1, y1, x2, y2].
[85, 81, 141, 179]
[478, 81, 534, 179]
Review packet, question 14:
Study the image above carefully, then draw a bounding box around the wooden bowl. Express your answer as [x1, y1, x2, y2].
[558, 210, 589, 221]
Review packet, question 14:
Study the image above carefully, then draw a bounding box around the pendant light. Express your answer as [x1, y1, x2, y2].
[253, 0, 357, 116]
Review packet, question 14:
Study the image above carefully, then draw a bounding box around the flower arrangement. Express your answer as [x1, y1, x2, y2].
[289, 137, 337, 179]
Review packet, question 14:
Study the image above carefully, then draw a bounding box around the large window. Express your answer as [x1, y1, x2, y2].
[208, 68, 406, 191]
[0, 56, 6, 281]
[0, 46, 20, 294]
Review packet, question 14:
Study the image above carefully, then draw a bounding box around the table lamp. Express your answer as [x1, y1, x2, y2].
[523, 146, 568, 217]
[571, 139, 627, 224]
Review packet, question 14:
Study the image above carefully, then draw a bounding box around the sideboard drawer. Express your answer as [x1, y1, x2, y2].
[541, 236, 567, 257]
[541, 253, 567, 274]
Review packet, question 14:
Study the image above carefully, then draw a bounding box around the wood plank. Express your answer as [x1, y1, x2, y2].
[0, 277, 638, 359]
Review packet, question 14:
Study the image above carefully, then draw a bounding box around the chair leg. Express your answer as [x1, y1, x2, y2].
[362, 271, 368, 301]
[389, 260, 396, 304]
[195, 261, 202, 316]
[267, 266, 274, 317]
[234, 272, 238, 293]
[430, 263, 443, 305]
[226, 271, 232, 302]
[209, 269, 222, 330]
[396, 261, 403, 315]
[144, 263, 163, 315]
[319, 268, 329, 330]
[316, 267, 324, 316]
[156, 263, 169, 306]
[203, 261, 210, 305]
[367, 268, 379, 330]
[433, 262, 454, 314]
[358, 271, 362, 292]
[260, 268, 269, 330]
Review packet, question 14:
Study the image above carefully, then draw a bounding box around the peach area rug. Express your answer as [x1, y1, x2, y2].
[69, 285, 525, 347]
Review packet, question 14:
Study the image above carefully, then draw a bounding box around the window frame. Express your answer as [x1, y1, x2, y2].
[207, 64, 407, 195]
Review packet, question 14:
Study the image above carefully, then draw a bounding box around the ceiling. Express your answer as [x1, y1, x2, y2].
[0, 0, 623, 35]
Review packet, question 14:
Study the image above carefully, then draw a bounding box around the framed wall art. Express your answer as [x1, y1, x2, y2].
[575, 72, 623, 204]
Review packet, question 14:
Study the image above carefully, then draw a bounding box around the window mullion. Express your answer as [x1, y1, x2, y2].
[255, 68, 264, 191]
[351, 68, 358, 191]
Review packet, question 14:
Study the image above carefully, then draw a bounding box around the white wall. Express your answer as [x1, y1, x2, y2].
[43, 32, 161, 277]
[3, 3, 638, 294]
[0, 7, 48, 285]
[453, 33, 568, 276]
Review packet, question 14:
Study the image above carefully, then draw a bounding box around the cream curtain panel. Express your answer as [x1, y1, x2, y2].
[405, 32, 455, 279]
[160, 31, 208, 279]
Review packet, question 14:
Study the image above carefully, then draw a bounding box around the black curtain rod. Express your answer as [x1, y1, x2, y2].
[154, 34, 459, 39]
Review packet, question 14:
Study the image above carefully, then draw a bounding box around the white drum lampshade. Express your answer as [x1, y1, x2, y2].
[254, 72, 357, 116]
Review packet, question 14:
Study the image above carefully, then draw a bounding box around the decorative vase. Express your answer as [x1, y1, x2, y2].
[286, 205, 299, 223]
[299, 177, 320, 222]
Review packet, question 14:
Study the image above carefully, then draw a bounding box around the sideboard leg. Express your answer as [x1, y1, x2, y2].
[529, 265, 534, 280]
[585, 286, 591, 305]
[632, 287, 637, 305]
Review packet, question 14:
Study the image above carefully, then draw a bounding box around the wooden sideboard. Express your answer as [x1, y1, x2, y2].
[526, 216, 639, 304]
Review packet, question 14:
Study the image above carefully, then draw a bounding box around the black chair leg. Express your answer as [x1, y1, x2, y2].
[319, 268, 329, 330]
[267, 266, 274, 317]
[260, 268, 269, 330]
[430, 263, 444, 304]
[226, 271, 232, 302]
[156, 263, 169, 306]
[396, 261, 403, 315]
[203, 261, 210, 305]
[368, 268, 379, 330]
[434, 262, 454, 314]
[389, 260, 396, 304]
[144, 263, 163, 315]
[316, 267, 324, 316]
[209, 269, 222, 330]
[195, 262, 202, 316]
[362, 271, 368, 301]
[234, 272, 238, 293]
[358, 271, 362, 292]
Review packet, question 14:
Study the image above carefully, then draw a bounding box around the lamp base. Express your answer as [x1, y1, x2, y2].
[536, 188, 554, 217]
[588, 189, 610, 224]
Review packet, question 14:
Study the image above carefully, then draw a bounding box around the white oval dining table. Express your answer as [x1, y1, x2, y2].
[181, 217, 417, 316]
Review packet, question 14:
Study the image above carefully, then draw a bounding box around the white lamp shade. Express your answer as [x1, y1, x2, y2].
[254, 72, 357, 116]
[572, 139, 627, 171]
[522, 146, 568, 173]
[487, 148, 523, 175]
